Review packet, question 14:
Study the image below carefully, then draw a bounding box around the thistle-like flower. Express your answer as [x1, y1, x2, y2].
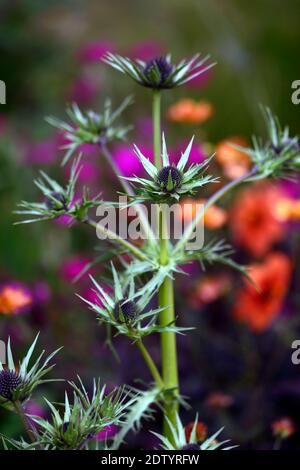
[103, 53, 216, 90]
[124, 135, 218, 203]
[237, 106, 300, 180]
[79, 263, 186, 340]
[46, 96, 133, 165]
[15, 157, 102, 224]
[0, 334, 61, 407]
[29, 378, 130, 450]
[151, 414, 236, 451]
[114, 298, 138, 324]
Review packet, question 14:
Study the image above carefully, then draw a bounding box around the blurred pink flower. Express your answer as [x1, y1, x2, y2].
[25, 401, 46, 418]
[59, 256, 93, 282]
[78, 41, 116, 64]
[78, 143, 99, 156]
[94, 424, 118, 441]
[78, 160, 101, 184]
[113, 143, 153, 177]
[170, 140, 206, 165]
[24, 139, 58, 165]
[63, 156, 100, 184]
[179, 261, 198, 276]
[32, 282, 51, 305]
[128, 41, 163, 60]
[280, 178, 300, 199]
[80, 283, 112, 308]
[186, 67, 213, 89]
[68, 77, 98, 106]
[53, 214, 75, 227]
[136, 117, 153, 140]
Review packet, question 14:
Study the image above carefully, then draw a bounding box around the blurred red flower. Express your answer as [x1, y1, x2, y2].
[233, 252, 292, 332]
[272, 417, 295, 439]
[185, 421, 207, 442]
[230, 184, 286, 257]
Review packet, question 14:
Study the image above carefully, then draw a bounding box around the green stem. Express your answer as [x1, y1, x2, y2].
[158, 207, 179, 439]
[136, 339, 163, 388]
[153, 91, 162, 169]
[152, 90, 179, 442]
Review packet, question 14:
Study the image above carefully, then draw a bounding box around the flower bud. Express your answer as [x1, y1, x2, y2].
[157, 166, 182, 193]
[0, 369, 22, 401]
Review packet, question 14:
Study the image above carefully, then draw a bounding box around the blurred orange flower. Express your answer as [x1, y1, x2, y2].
[216, 137, 251, 179]
[0, 285, 32, 315]
[230, 184, 286, 257]
[179, 197, 227, 229]
[189, 275, 230, 307]
[233, 252, 292, 332]
[167, 99, 213, 124]
[185, 421, 207, 442]
[274, 198, 300, 222]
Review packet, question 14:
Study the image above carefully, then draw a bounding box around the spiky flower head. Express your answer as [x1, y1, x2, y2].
[45, 192, 68, 211]
[157, 166, 183, 193]
[0, 370, 22, 401]
[114, 298, 137, 324]
[46, 96, 133, 165]
[124, 135, 218, 203]
[29, 378, 130, 450]
[15, 156, 102, 225]
[236, 106, 300, 181]
[151, 413, 236, 450]
[143, 56, 173, 88]
[103, 53, 216, 90]
[79, 263, 188, 341]
[0, 334, 61, 408]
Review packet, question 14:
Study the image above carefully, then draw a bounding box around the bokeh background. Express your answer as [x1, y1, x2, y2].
[1, 0, 300, 449]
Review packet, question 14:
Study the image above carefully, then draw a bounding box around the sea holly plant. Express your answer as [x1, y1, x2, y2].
[0, 336, 137, 450]
[123, 135, 218, 204]
[46, 96, 133, 165]
[10, 49, 300, 451]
